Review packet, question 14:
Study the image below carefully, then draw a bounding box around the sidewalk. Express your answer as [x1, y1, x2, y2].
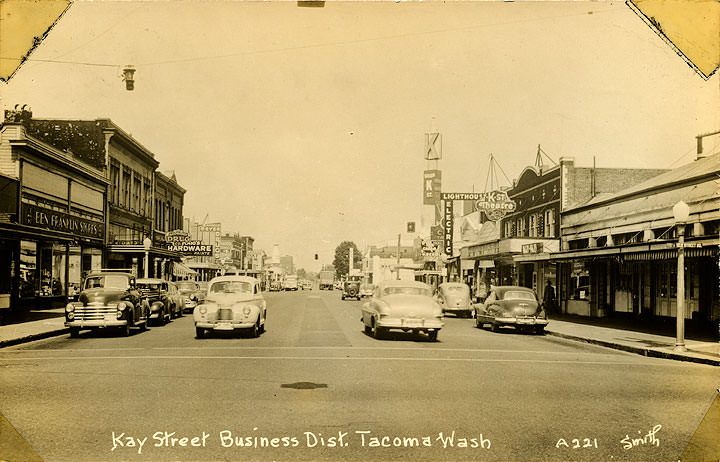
[0, 309, 718, 365]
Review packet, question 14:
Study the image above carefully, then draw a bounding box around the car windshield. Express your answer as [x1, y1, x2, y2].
[137, 282, 161, 290]
[84, 275, 129, 290]
[500, 290, 536, 301]
[176, 282, 197, 290]
[383, 286, 431, 297]
[210, 281, 252, 294]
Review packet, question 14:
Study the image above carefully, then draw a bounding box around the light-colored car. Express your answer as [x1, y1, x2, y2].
[193, 275, 267, 339]
[435, 282, 473, 318]
[360, 280, 444, 341]
[359, 283, 374, 298]
[474, 285, 548, 334]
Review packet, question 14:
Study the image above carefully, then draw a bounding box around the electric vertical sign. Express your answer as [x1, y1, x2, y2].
[443, 199, 453, 256]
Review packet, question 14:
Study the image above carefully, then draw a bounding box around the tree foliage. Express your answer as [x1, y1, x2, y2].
[332, 241, 362, 277]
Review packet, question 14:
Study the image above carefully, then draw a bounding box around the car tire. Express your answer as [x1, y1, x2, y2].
[364, 324, 372, 334]
[372, 321, 384, 340]
[490, 322, 498, 333]
[119, 323, 130, 337]
[427, 330, 438, 342]
[535, 326, 545, 335]
[249, 320, 259, 338]
[475, 316, 482, 329]
[69, 327, 80, 338]
[195, 327, 205, 339]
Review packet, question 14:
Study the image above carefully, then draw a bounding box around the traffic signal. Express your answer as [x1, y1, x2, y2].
[314, 253, 319, 260]
[407, 221, 415, 233]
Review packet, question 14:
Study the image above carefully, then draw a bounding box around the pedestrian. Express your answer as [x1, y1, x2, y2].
[543, 280, 556, 314]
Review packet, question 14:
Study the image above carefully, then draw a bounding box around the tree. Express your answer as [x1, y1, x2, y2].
[332, 241, 362, 278]
[297, 268, 307, 279]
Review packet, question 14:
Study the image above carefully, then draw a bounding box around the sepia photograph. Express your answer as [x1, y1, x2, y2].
[0, 1, 718, 461]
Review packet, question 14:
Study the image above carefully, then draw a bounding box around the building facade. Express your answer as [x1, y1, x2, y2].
[552, 153, 719, 332]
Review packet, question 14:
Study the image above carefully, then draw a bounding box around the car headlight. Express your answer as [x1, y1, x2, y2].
[66, 311, 74, 320]
[199, 306, 207, 315]
[65, 303, 75, 313]
[117, 301, 127, 311]
[242, 306, 252, 316]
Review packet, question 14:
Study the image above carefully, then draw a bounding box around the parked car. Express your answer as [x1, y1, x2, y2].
[136, 278, 181, 325]
[176, 280, 205, 314]
[359, 283, 374, 298]
[474, 285, 548, 334]
[65, 271, 150, 337]
[342, 280, 361, 300]
[300, 280, 313, 290]
[435, 282, 473, 318]
[193, 275, 267, 338]
[360, 280, 444, 341]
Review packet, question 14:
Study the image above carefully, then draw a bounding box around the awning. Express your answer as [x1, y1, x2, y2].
[173, 261, 197, 277]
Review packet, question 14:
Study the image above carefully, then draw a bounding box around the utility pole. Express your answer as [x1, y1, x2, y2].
[349, 246, 354, 278]
[396, 233, 401, 280]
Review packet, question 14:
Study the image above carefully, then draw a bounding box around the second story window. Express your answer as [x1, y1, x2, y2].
[544, 209, 555, 237]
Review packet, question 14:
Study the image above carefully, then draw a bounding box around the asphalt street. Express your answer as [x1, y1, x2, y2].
[0, 290, 717, 462]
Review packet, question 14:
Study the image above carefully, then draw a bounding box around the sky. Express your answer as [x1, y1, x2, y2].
[1, 1, 718, 272]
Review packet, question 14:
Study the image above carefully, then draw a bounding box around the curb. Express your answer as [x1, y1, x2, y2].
[546, 331, 720, 367]
[0, 328, 69, 349]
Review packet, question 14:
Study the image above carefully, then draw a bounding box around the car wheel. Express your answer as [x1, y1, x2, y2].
[475, 316, 482, 328]
[195, 327, 205, 339]
[427, 330, 438, 342]
[364, 324, 372, 334]
[69, 327, 80, 338]
[139, 320, 148, 331]
[249, 320, 259, 338]
[535, 326, 545, 335]
[341, 295, 345, 300]
[119, 323, 130, 337]
[372, 320, 384, 340]
[490, 322, 498, 333]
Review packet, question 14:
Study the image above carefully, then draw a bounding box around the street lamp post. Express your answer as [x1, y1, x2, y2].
[143, 236, 153, 279]
[672, 200, 690, 352]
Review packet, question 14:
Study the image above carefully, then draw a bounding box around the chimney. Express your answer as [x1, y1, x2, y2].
[696, 130, 720, 160]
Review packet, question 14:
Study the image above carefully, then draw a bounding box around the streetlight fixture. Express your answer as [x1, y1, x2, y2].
[672, 200, 690, 352]
[143, 236, 153, 278]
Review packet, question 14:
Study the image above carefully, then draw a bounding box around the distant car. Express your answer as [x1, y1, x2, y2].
[474, 285, 548, 334]
[193, 275, 267, 338]
[435, 282, 473, 318]
[359, 283, 374, 298]
[269, 281, 282, 292]
[284, 275, 299, 291]
[360, 280, 444, 341]
[136, 278, 180, 325]
[300, 280, 313, 290]
[65, 271, 150, 337]
[342, 280, 361, 300]
[176, 280, 205, 313]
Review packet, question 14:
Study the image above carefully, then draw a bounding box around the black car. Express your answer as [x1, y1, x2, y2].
[341, 280, 361, 300]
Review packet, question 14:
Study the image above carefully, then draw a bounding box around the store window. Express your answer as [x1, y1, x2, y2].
[19, 240, 37, 297]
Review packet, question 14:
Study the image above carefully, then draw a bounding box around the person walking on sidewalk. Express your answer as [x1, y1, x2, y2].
[543, 280, 557, 314]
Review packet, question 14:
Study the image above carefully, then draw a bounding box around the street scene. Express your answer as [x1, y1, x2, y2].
[0, 2, 718, 462]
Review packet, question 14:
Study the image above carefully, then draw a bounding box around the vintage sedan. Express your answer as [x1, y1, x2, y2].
[65, 271, 150, 337]
[474, 285, 548, 334]
[341, 280, 361, 300]
[136, 278, 181, 325]
[360, 280, 444, 341]
[193, 275, 267, 338]
[435, 282, 473, 318]
[176, 280, 205, 313]
[359, 283, 374, 298]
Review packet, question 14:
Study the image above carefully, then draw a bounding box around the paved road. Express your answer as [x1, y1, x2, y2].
[0, 290, 717, 462]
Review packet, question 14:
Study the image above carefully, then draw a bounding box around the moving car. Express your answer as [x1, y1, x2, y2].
[318, 270, 334, 290]
[193, 275, 267, 338]
[359, 283, 374, 298]
[360, 280, 444, 341]
[284, 274, 299, 291]
[65, 270, 150, 337]
[342, 279, 361, 300]
[136, 278, 181, 325]
[474, 285, 548, 334]
[435, 282, 473, 318]
[176, 280, 205, 313]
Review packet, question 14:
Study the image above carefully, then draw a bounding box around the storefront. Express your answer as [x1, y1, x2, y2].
[0, 111, 108, 314]
[553, 152, 720, 333]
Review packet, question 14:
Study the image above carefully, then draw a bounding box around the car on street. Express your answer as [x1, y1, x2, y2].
[360, 280, 444, 341]
[359, 283, 374, 298]
[176, 280, 205, 313]
[284, 274, 299, 291]
[342, 279, 361, 300]
[136, 278, 181, 325]
[474, 285, 548, 334]
[193, 275, 267, 338]
[65, 270, 150, 337]
[435, 282, 473, 318]
[299, 279, 313, 290]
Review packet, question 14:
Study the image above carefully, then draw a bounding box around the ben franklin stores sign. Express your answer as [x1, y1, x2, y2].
[22, 203, 104, 240]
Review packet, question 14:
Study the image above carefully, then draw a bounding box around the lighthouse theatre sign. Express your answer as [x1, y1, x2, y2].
[440, 191, 516, 256]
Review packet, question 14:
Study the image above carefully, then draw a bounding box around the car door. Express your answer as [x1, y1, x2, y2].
[361, 287, 378, 326]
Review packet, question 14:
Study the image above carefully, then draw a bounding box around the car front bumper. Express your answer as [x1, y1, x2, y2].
[443, 306, 473, 314]
[66, 320, 127, 328]
[195, 321, 256, 330]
